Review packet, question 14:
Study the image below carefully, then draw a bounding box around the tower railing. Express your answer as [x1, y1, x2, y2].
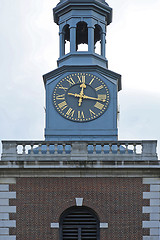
[0, 140, 158, 167]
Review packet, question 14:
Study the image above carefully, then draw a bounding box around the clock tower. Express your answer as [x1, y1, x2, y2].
[43, 0, 121, 141]
[0, 1, 159, 240]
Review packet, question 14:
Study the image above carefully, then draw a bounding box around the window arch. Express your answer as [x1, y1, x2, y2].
[76, 21, 88, 51]
[60, 206, 100, 240]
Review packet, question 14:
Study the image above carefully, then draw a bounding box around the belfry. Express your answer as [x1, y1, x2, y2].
[0, 0, 159, 240]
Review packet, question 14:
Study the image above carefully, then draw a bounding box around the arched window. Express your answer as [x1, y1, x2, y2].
[76, 22, 88, 51]
[60, 206, 100, 240]
[94, 25, 102, 55]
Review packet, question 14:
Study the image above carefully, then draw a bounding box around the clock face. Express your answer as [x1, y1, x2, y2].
[53, 73, 110, 122]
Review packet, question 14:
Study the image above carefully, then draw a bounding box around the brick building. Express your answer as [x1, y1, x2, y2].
[0, 0, 159, 240]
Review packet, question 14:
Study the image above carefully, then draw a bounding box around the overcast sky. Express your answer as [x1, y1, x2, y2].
[0, 0, 160, 157]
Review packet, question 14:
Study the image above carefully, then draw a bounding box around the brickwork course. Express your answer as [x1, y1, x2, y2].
[9, 177, 150, 240]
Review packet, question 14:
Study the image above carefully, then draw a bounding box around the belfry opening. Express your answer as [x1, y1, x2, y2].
[76, 21, 88, 51]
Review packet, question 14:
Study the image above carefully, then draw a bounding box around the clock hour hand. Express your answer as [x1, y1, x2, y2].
[68, 83, 87, 107]
[78, 83, 86, 106]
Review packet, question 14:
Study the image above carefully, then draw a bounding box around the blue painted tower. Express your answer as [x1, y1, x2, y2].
[43, 0, 121, 141]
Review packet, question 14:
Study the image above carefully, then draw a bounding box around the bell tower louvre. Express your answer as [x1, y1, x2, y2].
[0, 0, 160, 240]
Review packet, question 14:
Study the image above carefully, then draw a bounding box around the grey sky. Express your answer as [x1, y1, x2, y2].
[0, 0, 160, 156]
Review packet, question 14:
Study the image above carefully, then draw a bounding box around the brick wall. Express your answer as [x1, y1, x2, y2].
[9, 177, 150, 240]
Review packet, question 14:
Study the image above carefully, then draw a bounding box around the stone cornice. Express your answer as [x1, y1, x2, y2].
[43, 65, 122, 91]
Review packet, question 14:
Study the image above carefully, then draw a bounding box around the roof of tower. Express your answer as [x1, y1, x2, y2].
[60, 0, 108, 4]
[54, 0, 112, 25]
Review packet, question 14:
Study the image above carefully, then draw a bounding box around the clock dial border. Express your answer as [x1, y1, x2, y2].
[52, 73, 110, 122]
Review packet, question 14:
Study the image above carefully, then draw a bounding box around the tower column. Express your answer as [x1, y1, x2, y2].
[59, 31, 65, 57]
[70, 26, 76, 53]
[101, 32, 106, 57]
[88, 26, 95, 53]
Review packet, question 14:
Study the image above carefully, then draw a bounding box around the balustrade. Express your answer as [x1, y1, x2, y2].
[0, 139, 159, 167]
[1, 140, 157, 157]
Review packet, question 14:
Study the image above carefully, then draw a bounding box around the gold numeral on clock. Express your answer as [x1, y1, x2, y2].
[67, 77, 75, 86]
[56, 94, 65, 100]
[94, 102, 104, 110]
[89, 78, 95, 85]
[66, 108, 75, 117]
[98, 94, 106, 100]
[77, 75, 85, 83]
[58, 101, 68, 111]
[89, 109, 96, 116]
[78, 111, 85, 119]
[59, 84, 68, 92]
[95, 85, 104, 91]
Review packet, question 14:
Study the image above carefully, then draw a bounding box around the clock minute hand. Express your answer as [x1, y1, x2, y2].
[83, 95, 106, 102]
[68, 93, 105, 102]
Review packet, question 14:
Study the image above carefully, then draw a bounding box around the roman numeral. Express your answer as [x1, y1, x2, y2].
[78, 111, 85, 119]
[77, 75, 85, 83]
[98, 94, 106, 100]
[94, 102, 104, 110]
[89, 78, 95, 85]
[56, 94, 65, 100]
[66, 108, 75, 117]
[59, 84, 68, 92]
[89, 109, 96, 117]
[95, 85, 104, 91]
[58, 101, 68, 111]
[66, 77, 75, 86]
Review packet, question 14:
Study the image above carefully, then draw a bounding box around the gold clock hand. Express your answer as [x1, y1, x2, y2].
[68, 93, 105, 102]
[68, 93, 81, 97]
[78, 97, 83, 106]
[78, 83, 86, 106]
[83, 95, 106, 102]
[68, 92, 83, 106]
